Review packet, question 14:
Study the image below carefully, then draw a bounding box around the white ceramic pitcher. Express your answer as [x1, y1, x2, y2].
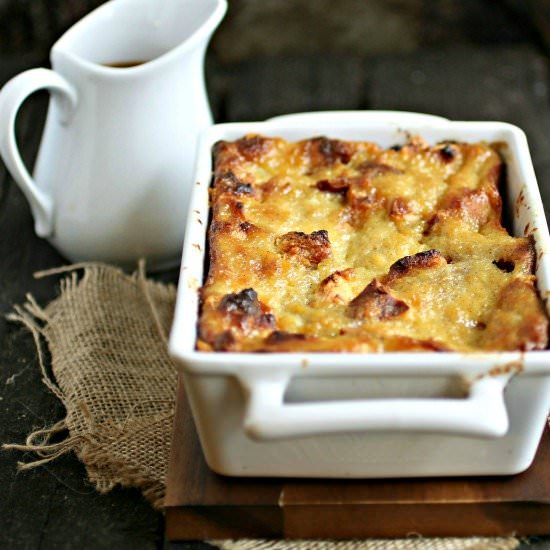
[0, 0, 226, 268]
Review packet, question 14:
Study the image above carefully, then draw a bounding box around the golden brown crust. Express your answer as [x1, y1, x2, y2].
[383, 250, 447, 285]
[276, 230, 332, 266]
[199, 288, 276, 351]
[318, 268, 357, 304]
[198, 134, 549, 353]
[347, 279, 409, 320]
[305, 137, 355, 167]
[481, 279, 548, 351]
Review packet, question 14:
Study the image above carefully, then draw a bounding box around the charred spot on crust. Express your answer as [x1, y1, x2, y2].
[347, 279, 409, 320]
[389, 144, 403, 151]
[310, 137, 354, 166]
[320, 268, 355, 288]
[217, 288, 276, 335]
[316, 178, 349, 194]
[236, 135, 271, 160]
[387, 249, 445, 278]
[214, 171, 254, 196]
[493, 259, 515, 273]
[316, 175, 368, 196]
[385, 249, 446, 283]
[219, 288, 261, 316]
[316, 174, 388, 218]
[213, 330, 235, 351]
[276, 230, 332, 266]
[439, 144, 456, 162]
[235, 184, 253, 195]
[316, 164, 398, 209]
[259, 313, 276, 328]
[265, 330, 308, 344]
[239, 221, 255, 233]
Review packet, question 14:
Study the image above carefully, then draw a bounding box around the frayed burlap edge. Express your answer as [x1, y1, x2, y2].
[2, 261, 177, 510]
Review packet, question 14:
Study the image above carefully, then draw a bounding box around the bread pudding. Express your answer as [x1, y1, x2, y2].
[197, 134, 549, 352]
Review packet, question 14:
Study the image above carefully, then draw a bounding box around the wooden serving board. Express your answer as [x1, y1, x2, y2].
[165, 377, 550, 540]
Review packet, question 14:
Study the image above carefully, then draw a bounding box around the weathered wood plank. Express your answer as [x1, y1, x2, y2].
[368, 46, 550, 159]
[224, 55, 366, 121]
[166, 377, 550, 540]
[0, 93, 65, 550]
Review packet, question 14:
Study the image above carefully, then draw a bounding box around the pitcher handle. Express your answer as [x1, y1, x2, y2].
[0, 68, 77, 237]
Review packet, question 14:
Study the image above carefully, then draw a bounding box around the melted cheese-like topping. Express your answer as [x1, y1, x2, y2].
[198, 135, 548, 352]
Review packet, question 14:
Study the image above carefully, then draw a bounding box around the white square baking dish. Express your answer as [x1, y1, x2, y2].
[169, 111, 550, 478]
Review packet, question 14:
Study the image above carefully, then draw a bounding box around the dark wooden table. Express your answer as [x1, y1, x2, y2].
[1, 46, 549, 549]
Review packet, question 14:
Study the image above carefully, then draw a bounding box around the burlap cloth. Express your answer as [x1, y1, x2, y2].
[3, 263, 520, 550]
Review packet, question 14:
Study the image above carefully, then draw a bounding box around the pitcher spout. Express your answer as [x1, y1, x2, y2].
[51, 0, 227, 71]
[143, 0, 227, 60]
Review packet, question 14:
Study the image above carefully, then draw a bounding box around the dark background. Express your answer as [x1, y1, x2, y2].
[1, 0, 549, 63]
[0, 1, 549, 549]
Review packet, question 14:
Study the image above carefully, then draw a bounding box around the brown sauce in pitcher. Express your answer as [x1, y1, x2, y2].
[103, 60, 148, 68]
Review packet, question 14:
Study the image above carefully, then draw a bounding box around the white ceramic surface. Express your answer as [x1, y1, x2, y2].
[266, 110, 449, 126]
[0, 0, 226, 268]
[170, 112, 550, 477]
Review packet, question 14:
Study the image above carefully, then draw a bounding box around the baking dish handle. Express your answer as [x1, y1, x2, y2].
[241, 374, 511, 441]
